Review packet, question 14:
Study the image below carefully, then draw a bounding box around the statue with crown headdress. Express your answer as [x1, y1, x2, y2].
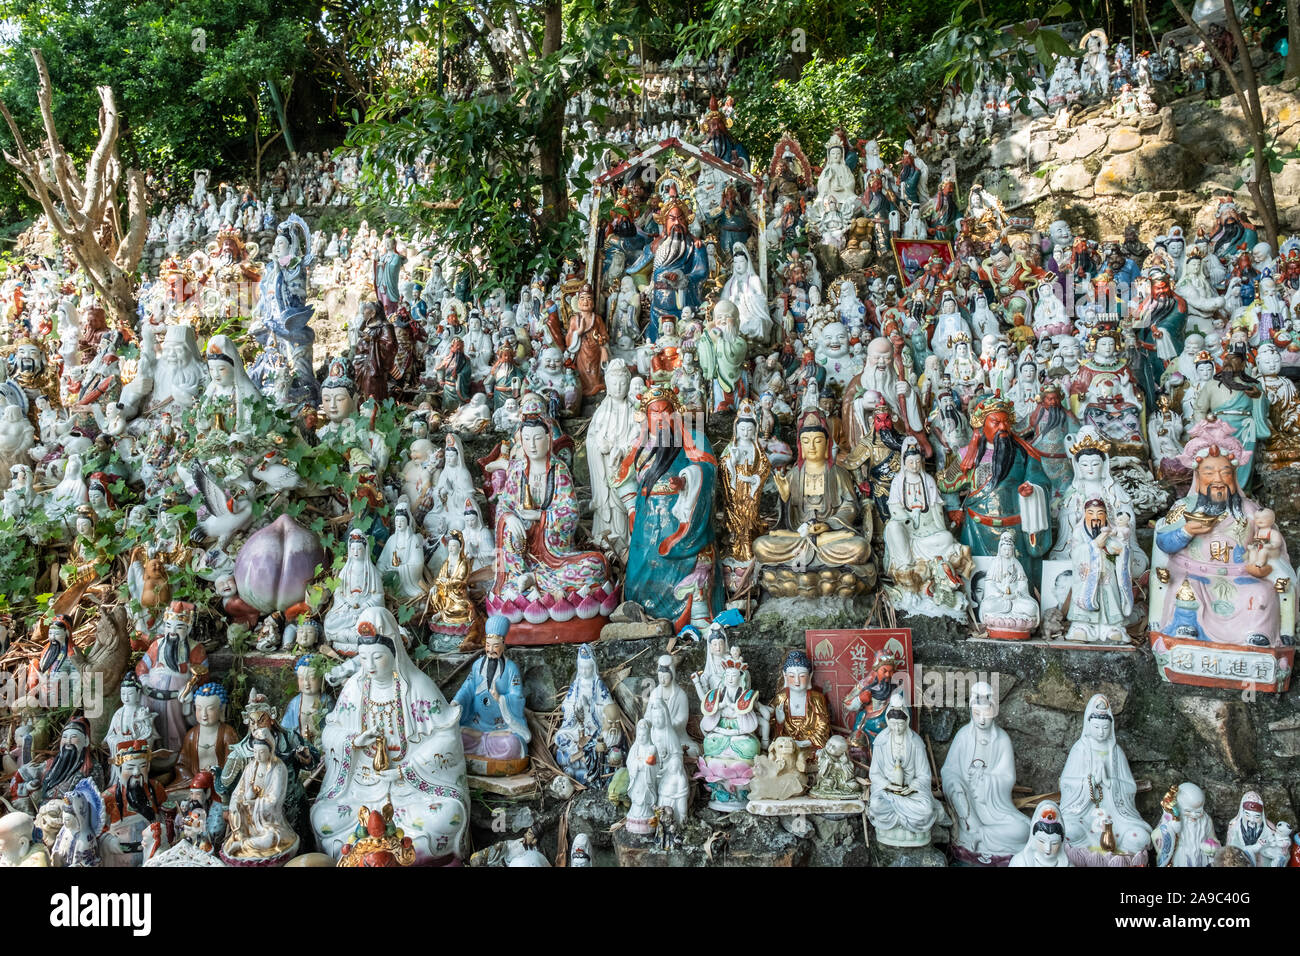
[616, 382, 725, 630]
[485, 394, 618, 644]
[647, 185, 711, 343]
[753, 407, 874, 597]
[1148, 418, 1297, 691]
[938, 394, 1053, 582]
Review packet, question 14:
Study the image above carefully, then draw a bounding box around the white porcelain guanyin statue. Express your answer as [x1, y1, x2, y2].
[812, 134, 861, 221]
[311, 606, 469, 864]
[322, 529, 386, 651]
[1008, 801, 1072, 867]
[586, 359, 639, 551]
[721, 244, 771, 342]
[883, 438, 971, 619]
[867, 691, 942, 847]
[941, 681, 1031, 865]
[978, 531, 1041, 639]
[1058, 694, 1151, 860]
[221, 726, 298, 865]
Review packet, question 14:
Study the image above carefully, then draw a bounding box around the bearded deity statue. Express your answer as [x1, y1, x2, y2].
[938, 396, 1052, 584]
[1148, 419, 1296, 692]
[647, 189, 710, 343]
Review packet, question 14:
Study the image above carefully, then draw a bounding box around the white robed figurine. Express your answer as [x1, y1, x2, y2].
[377, 499, 427, 599]
[222, 727, 297, 862]
[323, 529, 386, 651]
[720, 245, 770, 342]
[1058, 694, 1150, 855]
[311, 607, 469, 864]
[1009, 801, 1072, 867]
[941, 681, 1030, 864]
[868, 691, 941, 847]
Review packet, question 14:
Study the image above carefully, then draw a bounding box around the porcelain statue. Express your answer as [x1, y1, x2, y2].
[768, 649, 831, 752]
[692, 658, 762, 811]
[221, 726, 299, 865]
[1008, 802, 1071, 867]
[941, 681, 1031, 865]
[311, 606, 470, 864]
[618, 383, 724, 629]
[753, 409, 872, 596]
[1151, 781, 1220, 867]
[453, 617, 530, 776]
[868, 691, 942, 847]
[748, 737, 808, 801]
[1058, 694, 1151, 859]
[979, 531, 1042, 640]
[809, 735, 861, 799]
[554, 645, 617, 786]
[486, 400, 616, 642]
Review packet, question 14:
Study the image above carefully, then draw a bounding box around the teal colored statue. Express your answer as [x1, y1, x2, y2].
[616, 382, 724, 630]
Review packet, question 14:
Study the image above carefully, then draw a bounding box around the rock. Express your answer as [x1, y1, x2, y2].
[1050, 162, 1093, 193]
[1025, 670, 1129, 713]
[989, 126, 1031, 167]
[1175, 697, 1258, 777]
[468, 773, 538, 798]
[1272, 161, 1300, 204]
[1108, 127, 1143, 153]
[598, 621, 672, 641]
[1095, 141, 1199, 196]
[1057, 125, 1107, 162]
[870, 841, 948, 866]
[1280, 77, 1299, 93]
[1158, 107, 1176, 143]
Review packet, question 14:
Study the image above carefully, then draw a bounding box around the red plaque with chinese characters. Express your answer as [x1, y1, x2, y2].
[805, 628, 914, 731]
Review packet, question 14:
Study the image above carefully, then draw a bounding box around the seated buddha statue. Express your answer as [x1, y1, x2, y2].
[753, 410, 872, 578]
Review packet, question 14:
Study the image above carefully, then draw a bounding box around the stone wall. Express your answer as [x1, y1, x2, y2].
[968, 78, 1300, 237]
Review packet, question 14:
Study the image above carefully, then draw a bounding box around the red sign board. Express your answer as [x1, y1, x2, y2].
[805, 628, 914, 732]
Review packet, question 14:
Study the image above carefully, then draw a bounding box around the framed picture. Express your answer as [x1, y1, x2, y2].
[891, 237, 954, 285]
[1039, 559, 1075, 614]
[806, 628, 914, 732]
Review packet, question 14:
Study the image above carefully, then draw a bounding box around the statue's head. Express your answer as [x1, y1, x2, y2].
[968, 681, 998, 731]
[295, 654, 324, 694]
[1028, 803, 1066, 858]
[1085, 695, 1114, 742]
[997, 529, 1016, 560]
[119, 673, 141, 707]
[723, 661, 743, 690]
[782, 649, 812, 691]
[712, 299, 739, 332]
[885, 690, 909, 737]
[0, 811, 35, 860]
[656, 654, 675, 688]
[193, 682, 228, 727]
[519, 418, 551, 463]
[797, 418, 830, 465]
[1177, 782, 1207, 822]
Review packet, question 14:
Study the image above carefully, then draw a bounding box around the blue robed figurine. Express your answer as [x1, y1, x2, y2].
[616, 382, 725, 631]
[454, 615, 531, 776]
[647, 188, 710, 343]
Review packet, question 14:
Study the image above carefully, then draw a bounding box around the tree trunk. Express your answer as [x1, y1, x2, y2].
[1169, 0, 1280, 252]
[1287, 0, 1300, 79]
[537, 1, 567, 230]
[0, 49, 143, 325]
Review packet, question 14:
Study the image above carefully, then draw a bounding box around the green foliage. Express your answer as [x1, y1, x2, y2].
[727, 48, 940, 166]
[343, 2, 645, 291]
[0, 0, 338, 219]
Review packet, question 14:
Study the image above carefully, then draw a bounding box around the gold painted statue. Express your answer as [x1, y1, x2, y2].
[719, 401, 772, 563]
[753, 410, 872, 572]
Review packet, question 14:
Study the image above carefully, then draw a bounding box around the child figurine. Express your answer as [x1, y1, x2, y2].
[1247, 508, 1291, 578]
